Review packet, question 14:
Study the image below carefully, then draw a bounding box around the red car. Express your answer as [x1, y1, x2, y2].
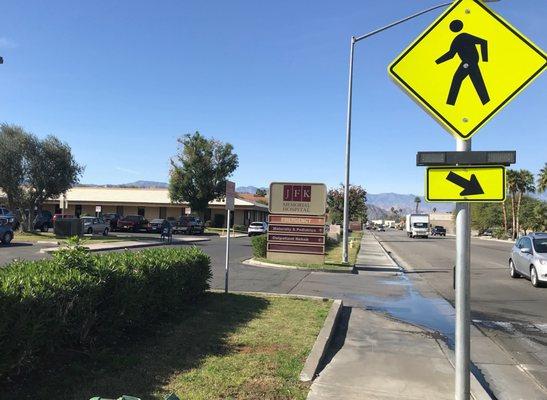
[117, 215, 149, 232]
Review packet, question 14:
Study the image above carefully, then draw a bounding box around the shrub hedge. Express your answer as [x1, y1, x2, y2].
[251, 234, 267, 258]
[0, 244, 211, 378]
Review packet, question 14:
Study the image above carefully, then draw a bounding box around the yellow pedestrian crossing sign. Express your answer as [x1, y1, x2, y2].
[389, 0, 546, 140]
[426, 165, 505, 202]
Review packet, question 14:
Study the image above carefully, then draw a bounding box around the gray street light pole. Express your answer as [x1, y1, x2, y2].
[455, 138, 472, 399]
[341, 0, 499, 260]
[342, 1, 452, 263]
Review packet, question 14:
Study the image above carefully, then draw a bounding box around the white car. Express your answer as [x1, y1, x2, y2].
[509, 233, 547, 287]
[248, 221, 268, 236]
[81, 216, 110, 236]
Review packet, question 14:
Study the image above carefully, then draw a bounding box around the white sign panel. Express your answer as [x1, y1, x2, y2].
[226, 181, 236, 211]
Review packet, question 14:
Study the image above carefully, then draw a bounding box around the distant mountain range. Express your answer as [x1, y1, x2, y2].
[236, 186, 267, 194]
[79, 181, 169, 188]
[367, 193, 453, 214]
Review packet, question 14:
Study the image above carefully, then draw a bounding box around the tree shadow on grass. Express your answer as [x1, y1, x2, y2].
[2, 292, 269, 400]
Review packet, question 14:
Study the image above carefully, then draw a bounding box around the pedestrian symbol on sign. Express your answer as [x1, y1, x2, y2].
[436, 20, 490, 106]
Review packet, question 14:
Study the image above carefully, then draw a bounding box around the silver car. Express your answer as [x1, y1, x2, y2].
[509, 233, 547, 287]
[248, 221, 268, 236]
[81, 217, 109, 236]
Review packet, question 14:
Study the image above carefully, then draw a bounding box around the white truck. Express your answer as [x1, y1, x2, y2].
[405, 214, 430, 238]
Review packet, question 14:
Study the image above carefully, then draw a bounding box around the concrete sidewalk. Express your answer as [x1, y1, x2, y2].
[307, 232, 546, 400]
[308, 232, 484, 400]
[355, 232, 400, 272]
[309, 308, 467, 400]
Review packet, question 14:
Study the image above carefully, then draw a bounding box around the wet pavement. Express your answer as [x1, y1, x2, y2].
[300, 233, 547, 399]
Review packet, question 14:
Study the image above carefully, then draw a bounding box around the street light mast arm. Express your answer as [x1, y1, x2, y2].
[354, 2, 452, 43]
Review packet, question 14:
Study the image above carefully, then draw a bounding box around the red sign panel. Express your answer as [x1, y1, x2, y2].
[282, 185, 312, 202]
[267, 243, 324, 255]
[268, 215, 325, 226]
[268, 234, 325, 244]
[269, 225, 324, 235]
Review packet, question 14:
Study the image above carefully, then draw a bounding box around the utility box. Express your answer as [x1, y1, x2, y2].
[54, 218, 83, 237]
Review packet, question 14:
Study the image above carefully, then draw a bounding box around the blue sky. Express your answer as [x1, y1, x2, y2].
[0, 0, 545, 195]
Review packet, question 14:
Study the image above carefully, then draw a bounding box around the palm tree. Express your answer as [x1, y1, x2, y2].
[515, 169, 535, 238]
[414, 196, 421, 213]
[506, 169, 519, 239]
[538, 163, 547, 193]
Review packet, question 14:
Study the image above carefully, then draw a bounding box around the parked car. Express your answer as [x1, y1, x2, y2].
[172, 216, 204, 234]
[509, 232, 547, 287]
[431, 226, 447, 236]
[377, 226, 385, 232]
[117, 215, 149, 232]
[147, 218, 172, 233]
[0, 207, 18, 229]
[248, 221, 268, 236]
[103, 213, 122, 231]
[0, 217, 14, 244]
[33, 210, 53, 232]
[481, 229, 493, 237]
[81, 216, 110, 235]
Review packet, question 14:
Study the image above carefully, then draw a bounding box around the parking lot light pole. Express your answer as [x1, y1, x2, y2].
[341, 0, 500, 263]
[341, 1, 453, 263]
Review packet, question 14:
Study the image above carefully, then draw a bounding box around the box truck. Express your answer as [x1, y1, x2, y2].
[405, 214, 430, 238]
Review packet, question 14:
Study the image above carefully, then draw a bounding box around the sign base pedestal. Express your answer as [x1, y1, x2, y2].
[267, 252, 325, 265]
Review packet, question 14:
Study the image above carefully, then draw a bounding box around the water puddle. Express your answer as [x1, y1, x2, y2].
[347, 274, 456, 342]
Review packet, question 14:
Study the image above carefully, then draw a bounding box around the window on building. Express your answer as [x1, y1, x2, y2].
[138, 207, 145, 217]
[75, 205, 82, 218]
[159, 207, 166, 219]
[181, 207, 186, 216]
[117, 206, 124, 216]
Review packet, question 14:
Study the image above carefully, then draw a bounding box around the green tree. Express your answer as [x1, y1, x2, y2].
[471, 203, 502, 233]
[538, 163, 547, 193]
[327, 184, 367, 225]
[515, 169, 535, 238]
[169, 132, 238, 218]
[506, 169, 519, 239]
[255, 188, 267, 197]
[0, 124, 83, 231]
[518, 196, 547, 233]
[414, 196, 421, 213]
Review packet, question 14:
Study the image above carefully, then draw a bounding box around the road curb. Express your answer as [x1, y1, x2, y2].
[371, 232, 409, 272]
[300, 299, 343, 382]
[435, 339, 494, 400]
[209, 288, 333, 302]
[242, 258, 354, 274]
[39, 238, 210, 253]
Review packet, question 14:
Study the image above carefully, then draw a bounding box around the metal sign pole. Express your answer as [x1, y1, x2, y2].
[455, 137, 471, 400]
[224, 209, 231, 294]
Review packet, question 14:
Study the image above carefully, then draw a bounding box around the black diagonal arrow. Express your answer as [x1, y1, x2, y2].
[446, 172, 484, 196]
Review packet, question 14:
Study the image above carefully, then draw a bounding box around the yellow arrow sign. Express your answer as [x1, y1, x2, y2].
[389, 0, 546, 140]
[426, 166, 505, 202]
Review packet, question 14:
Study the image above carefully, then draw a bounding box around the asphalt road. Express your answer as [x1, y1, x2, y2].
[374, 229, 547, 325]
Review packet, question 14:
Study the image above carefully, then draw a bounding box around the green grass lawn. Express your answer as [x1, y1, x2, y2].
[3, 293, 331, 400]
[325, 231, 363, 266]
[256, 231, 363, 270]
